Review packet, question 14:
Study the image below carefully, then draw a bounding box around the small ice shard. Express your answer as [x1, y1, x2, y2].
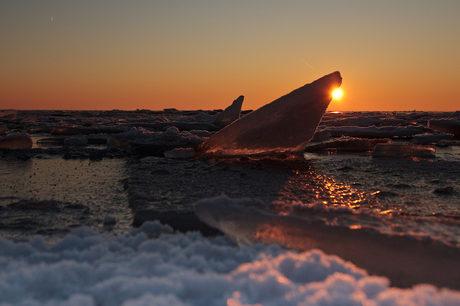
[103, 214, 116, 225]
[164, 148, 195, 159]
[0, 132, 33, 150]
[428, 119, 460, 137]
[372, 143, 436, 158]
[209, 95, 244, 128]
[195, 71, 342, 158]
[0, 109, 17, 120]
[64, 136, 88, 146]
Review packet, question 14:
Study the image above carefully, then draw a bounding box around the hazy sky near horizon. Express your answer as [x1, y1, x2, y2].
[1, 1, 459, 111]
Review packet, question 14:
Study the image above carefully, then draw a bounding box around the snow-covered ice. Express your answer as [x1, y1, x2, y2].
[1, 223, 460, 306]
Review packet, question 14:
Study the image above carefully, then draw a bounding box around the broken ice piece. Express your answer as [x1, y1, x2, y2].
[411, 133, 453, 144]
[0, 109, 17, 120]
[209, 95, 244, 128]
[0, 125, 7, 135]
[372, 143, 435, 158]
[428, 119, 460, 137]
[0, 132, 33, 150]
[195, 71, 342, 158]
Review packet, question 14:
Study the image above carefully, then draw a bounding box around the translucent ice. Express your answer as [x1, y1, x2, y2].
[429, 119, 460, 136]
[195, 71, 342, 158]
[372, 143, 436, 158]
[0, 109, 17, 120]
[209, 95, 244, 128]
[0, 132, 33, 150]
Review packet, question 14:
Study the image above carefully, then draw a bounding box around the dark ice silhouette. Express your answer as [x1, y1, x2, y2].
[195, 71, 342, 158]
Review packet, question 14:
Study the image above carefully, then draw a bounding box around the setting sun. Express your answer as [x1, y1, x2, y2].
[332, 88, 343, 99]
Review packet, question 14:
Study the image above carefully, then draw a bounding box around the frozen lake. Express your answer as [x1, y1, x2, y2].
[1, 109, 460, 305]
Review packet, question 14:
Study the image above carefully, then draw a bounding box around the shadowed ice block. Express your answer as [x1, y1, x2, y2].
[195, 71, 342, 158]
[0, 132, 33, 150]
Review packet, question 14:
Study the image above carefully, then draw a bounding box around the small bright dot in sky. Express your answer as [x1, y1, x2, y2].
[332, 88, 343, 99]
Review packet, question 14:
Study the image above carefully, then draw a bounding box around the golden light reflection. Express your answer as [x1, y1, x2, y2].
[274, 170, 370, 210]
[332, 88, 343, 99]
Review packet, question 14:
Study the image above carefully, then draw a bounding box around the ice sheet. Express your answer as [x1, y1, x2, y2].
[194, 196, 460, 290]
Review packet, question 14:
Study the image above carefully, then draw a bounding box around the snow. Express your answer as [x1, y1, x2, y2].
[1, 223, 459, 306]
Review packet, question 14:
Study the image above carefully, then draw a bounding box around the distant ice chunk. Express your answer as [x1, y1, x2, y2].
[64, 136, 88, 146]
[323, 116, 382, 127]
[0, 109, 17, 120]
[164, 148, 195, 159]
[195, 72, 342, 158]
[108, 127, 203, 156]
[330, 126, 426, 138]
[372, 143, 436, 158]
[411, 133, 453, 144]
[429, 119, 460, 136]
[0, 132, 33, 150]
[0, 125, 6, 135]
[209, 95, 244, 128]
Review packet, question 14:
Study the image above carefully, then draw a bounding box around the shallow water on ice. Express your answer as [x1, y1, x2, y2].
[0, 156, 131, 242]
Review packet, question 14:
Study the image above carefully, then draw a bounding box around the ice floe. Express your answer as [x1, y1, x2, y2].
[429, 119, 460, 136]
[0, 132, 33, 150]
[372, 143, 436, 158]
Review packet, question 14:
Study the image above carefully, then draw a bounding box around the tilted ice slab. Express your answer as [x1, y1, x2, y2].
[195, 72, 342, 158]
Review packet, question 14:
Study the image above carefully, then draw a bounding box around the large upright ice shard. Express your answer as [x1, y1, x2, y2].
[195, 71, 342, 158]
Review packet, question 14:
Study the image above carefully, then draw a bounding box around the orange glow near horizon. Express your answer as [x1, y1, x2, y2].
[1, 2, 459, 111]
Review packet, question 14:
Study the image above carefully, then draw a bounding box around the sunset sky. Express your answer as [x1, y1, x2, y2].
[1, 1, 459, 111]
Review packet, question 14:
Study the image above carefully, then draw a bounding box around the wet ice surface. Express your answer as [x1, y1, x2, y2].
[0, 157, 130, 243]
[1, 109, 460, 304]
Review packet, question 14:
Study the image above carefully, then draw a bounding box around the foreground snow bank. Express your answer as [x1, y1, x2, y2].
[0, 223, 459, 306]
